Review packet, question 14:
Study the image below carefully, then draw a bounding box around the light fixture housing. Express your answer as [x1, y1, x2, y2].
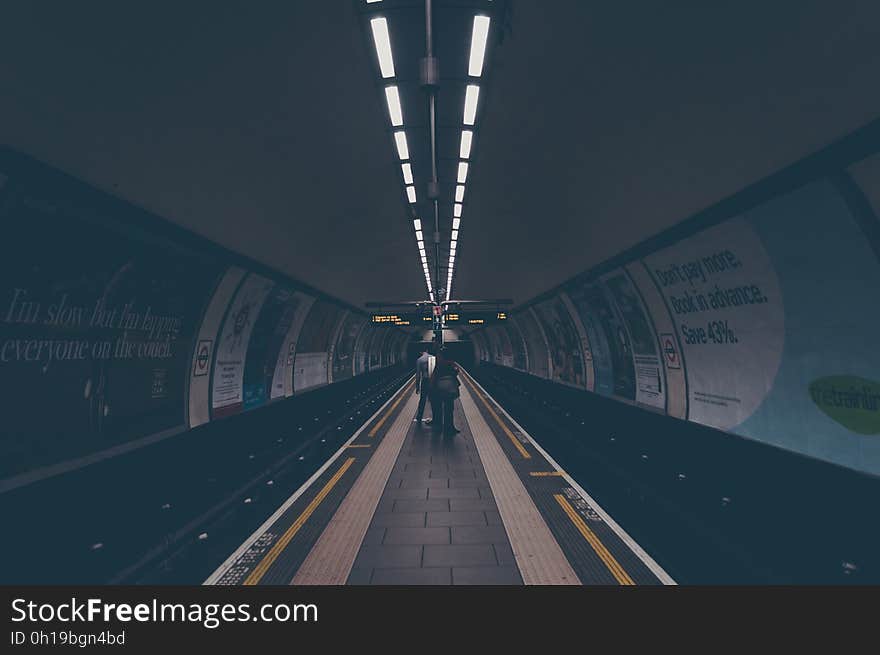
[463, 85, 480, 125]
[459, 130, 473, 159]
[468, 16, 491, 77]
[394, 131, 409, 160]
[384, 86, 403, 126]
[370, 18, 395, 79]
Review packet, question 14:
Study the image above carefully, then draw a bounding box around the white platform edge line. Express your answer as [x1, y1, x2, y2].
[462, 368, 677, 586]
[203, 375, 415, 585]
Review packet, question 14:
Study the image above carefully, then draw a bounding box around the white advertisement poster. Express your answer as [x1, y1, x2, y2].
[600, 271, 665, 410]
[211, 273, 274, 417]
[642, 218, 784, 430]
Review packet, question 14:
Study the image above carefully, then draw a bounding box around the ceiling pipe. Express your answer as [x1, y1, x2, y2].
[422, 0, 442, 343]
[422, 1, 440, 294]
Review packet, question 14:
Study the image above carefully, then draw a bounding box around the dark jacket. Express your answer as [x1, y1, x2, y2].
[430, 355, 460, 396]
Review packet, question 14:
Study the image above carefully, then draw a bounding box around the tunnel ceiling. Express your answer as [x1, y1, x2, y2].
[2, 2, 880, 309]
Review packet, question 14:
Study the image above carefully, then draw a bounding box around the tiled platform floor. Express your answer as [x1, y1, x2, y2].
[347, 401, 523, 585]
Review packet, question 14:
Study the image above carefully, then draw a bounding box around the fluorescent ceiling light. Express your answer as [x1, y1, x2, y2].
[452, 217, 461, 230]
[457, 162, 469, 183]
[394, 131, 409, 160]
[402, 163, 413, 185]
[451, 230, 459, 240]
[468, 16, 491, 77]
[453, 203, 462, 218]
[413, 218, 421, 231]
[459, 130, 473, 159]
[370, 18, 395, 78]
[463, 85, 480, 125]
[415, 230, 423, 241]
[455, 185, 465, 203]
[406, 186, 417, 203]
[384, 86, 403, 126]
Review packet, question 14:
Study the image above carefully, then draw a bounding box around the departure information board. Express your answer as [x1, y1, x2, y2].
[370, 310, 508, 326]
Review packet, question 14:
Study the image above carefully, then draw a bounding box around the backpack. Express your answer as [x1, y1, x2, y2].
[435, 374, 460, 399]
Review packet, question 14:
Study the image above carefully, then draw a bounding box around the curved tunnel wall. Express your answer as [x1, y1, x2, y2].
[473, 141, 880, 477]
[0, 149, 406, 488]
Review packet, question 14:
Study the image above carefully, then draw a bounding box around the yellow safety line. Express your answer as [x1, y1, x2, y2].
[243, 457, 356, 585]
[368, 381, 414, 437]
[462, 374, 531, 459]
[554, 494, 634, 586]
[346, 444, 372, 448]
[530, 471, 563, 477]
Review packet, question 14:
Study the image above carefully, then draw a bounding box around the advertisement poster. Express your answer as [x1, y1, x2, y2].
[484, 326, 503, 365]
[242, 285, 305, 410]
[268, 293, 314, 400]
[332, 314, 366, 382]
[720, 179, 880, 473]
[514, 309, 549, 378]
[532, 297, 585, 388]
[211, 274, 274, 417]
[294, 300, 343, 391]
[494, 324, 515, 368]
[376, 328, 396, 368]
[471, 330, 489, 362]
[0, 164, 221, 479]
[569, 282, 635, 400]
[504, 321, 528, 371]
[602, 271, 666, 410]
[366, 325, 386, 370]
[354, 324, 376, 374]
[642, 217, 784, 430]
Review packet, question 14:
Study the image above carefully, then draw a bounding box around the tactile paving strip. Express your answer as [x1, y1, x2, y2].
[461, 370, 672, 585]
[291, 392, 419, 584]
[459, 383, 581, 585]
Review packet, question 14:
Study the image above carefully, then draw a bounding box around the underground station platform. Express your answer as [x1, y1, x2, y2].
[206, 371, 673, 586]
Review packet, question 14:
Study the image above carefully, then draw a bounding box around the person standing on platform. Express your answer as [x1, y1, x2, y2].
[414, 347, 435, 424]
[429, 345, 461, 437]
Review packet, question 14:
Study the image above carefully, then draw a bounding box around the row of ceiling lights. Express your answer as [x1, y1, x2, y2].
[447, 14, 490, 302]
[367, 10, 434, 299]
[366, 2, 490, 304]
